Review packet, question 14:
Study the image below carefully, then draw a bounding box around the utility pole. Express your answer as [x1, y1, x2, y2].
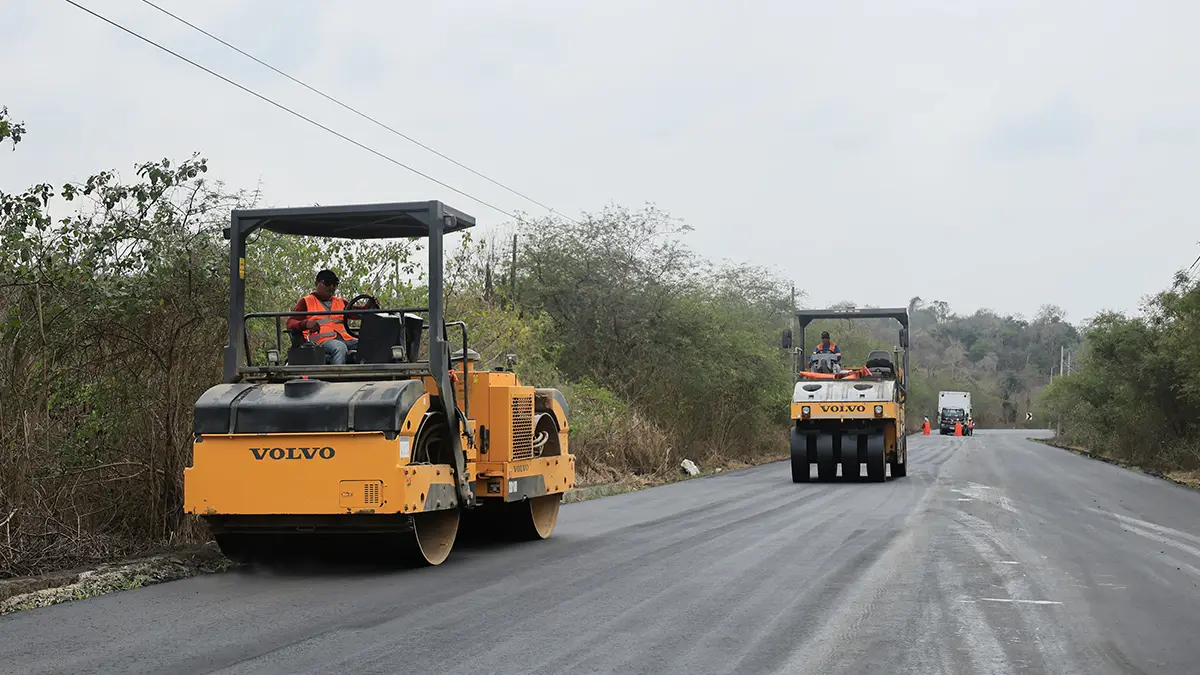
[510, 233, 518, 305]
[1055, 346, 1065, 437]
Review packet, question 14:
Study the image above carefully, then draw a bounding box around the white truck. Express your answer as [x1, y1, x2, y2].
[937, 390, 972, 435]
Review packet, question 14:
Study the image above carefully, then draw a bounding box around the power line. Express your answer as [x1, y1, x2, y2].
[60, 0, 516, 219]
[137, 0, 573, 222]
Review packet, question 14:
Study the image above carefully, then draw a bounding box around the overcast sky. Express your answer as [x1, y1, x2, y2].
[2, 0, 1196, 322]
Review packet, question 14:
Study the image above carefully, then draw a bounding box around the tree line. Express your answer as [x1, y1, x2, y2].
[1039, 268, 1200, 473]
[0, 105, 1084, 577]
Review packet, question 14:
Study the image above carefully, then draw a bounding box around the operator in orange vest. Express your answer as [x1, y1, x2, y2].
[285, 269, 360, 364]
[812, 331, 842, 363]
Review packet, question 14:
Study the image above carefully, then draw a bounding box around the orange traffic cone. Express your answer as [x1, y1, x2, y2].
[954, 422, 962, 436]
[922, 421, 930, 435]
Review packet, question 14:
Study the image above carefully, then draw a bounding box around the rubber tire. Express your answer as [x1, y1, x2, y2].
[790, 457, 810, 483]
[815, 433, 836, 482]
[866, 432, 886, 482]
[891, 439, 908, 478]
[790, 428, 810, 483]
[840, 433, 860, 482]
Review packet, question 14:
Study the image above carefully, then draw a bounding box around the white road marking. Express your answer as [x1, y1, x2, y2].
[968, 598, 1063, 605]
[1110, 520, 1200, 578]
[1091, 508, 1200, 549]
[949, 483, 1018, 513]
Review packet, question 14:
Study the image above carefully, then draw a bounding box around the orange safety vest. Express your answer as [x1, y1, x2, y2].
[301, 294, 354, 345]
[814, 341, 839, 354]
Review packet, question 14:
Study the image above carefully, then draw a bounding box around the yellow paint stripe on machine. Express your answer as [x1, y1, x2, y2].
[791, 401, 899, 420]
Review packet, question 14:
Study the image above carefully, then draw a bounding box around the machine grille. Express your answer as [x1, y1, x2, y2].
[363, 482, 380, 505]
[511, 395, 534, 460]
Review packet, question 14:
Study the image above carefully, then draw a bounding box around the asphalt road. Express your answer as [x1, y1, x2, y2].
[4, 430, 1200, 674]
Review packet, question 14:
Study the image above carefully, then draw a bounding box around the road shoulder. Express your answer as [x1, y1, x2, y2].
[1030, 437, 1200, 491]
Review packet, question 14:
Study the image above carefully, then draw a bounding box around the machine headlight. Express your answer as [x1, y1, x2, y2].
[801, 406, 810, 417]
[874, 405, 883, 417]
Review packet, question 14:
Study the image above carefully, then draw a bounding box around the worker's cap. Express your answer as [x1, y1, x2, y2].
[821, 331, 830, 339]
[316, 269, 339, 287]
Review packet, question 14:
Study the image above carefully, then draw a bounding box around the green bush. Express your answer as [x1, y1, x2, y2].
[1039, 271, 1200, 470]
[0, 104, 1100, 578]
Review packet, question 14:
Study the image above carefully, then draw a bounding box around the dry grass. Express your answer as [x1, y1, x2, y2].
[1165, 470, 1200, 489]
[1034, 437, 1200, 491]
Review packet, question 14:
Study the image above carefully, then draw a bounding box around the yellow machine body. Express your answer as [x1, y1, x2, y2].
[782, 307, 912, 483]
[184, 369, 575, 518]
[181, 199, 574, 566]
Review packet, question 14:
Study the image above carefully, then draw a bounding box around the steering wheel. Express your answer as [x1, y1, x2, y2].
[344, 293, 380, 338]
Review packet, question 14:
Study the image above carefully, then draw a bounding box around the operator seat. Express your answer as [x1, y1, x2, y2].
[865, 350, 895, 378]
[286, 329, 321, 365]
[285, 329, 359, 365]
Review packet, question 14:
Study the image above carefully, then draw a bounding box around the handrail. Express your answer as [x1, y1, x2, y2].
[446, 320, 469, 423]
[241, 307, 430, 368]
[244, 307, 429, 320]
[241, 309, 471, 389]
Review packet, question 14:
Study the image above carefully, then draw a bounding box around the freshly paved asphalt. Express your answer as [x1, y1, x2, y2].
[3, 430, 1200, 674]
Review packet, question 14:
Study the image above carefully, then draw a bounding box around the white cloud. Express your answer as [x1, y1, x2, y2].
[2, 0, 1197, 320]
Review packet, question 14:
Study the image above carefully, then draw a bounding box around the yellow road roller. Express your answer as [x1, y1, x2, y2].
[781, 308, 910, 483]
[183, 200, 575, 565]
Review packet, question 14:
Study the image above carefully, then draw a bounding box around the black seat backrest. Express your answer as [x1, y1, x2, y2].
[865, 350, 894, 375]
[866, 350, 892, 365]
